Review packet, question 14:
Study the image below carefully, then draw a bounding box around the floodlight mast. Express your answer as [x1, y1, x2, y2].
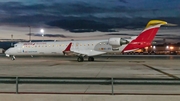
[29, 26, 31, 42]
[40, 29, 44, 41]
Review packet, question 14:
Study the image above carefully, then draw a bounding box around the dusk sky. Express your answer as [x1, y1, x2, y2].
[0, 0, 180, 42]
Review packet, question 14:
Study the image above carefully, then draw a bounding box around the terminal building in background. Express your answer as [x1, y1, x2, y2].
[122, 42, 180, 55]
[108, 38, 180, 55]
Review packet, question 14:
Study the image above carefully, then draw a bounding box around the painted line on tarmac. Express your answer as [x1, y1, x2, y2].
[129, 61, 145, 63]
[143, 64, 179, 79]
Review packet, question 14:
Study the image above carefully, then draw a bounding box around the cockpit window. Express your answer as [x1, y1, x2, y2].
[14, 45, 17, 47]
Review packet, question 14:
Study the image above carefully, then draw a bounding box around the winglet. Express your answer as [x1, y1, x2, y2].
[63, 42, 72, 52]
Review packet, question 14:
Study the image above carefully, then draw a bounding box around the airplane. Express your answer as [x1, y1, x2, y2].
[5, 20, 169, 62]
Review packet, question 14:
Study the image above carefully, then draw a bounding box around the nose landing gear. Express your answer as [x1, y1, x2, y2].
[11, 56, 16, 60]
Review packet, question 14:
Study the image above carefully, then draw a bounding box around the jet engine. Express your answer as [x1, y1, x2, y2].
[108, 38, 129, 46]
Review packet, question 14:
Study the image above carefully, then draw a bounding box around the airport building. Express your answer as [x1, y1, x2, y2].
[123, 43, 180, 55]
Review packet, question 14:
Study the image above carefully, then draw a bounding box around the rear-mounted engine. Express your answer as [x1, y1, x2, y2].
[108, 38, 129, 46]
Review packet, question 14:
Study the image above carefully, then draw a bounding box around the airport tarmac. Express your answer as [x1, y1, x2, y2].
[0, 55, 180, 94]
[0, 55, 180, 78]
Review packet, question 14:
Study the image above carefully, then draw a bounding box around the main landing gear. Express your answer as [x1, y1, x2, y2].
[77, 56, 84, 62]
[88, 57, 94, 61]
[77, 56, 94, 62]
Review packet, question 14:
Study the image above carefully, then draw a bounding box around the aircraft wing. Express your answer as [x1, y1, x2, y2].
[64, 49, 105, 56]
[63, 47, 88, 56]
[71, 50, 105, 56]
[70, 50, 88, 56]
[63, 42, 105, 56]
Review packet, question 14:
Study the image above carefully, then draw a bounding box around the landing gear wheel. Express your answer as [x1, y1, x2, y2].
[77, 57, 84, 62]
[88, 57, 94, 61]
[11, 56, 16, 60]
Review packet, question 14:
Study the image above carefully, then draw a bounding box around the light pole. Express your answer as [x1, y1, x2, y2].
[11, 34, 13, 46]
[29, 26, 31, 42]
[40, 29, 44, 41]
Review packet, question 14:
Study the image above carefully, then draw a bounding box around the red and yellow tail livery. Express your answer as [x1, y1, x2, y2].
[123, 20, 168, 52]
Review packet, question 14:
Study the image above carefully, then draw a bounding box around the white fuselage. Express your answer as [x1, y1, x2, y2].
[5, 39, 130, 57]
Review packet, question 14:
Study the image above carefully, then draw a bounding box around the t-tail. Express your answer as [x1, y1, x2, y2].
[122, 20, 168, 52]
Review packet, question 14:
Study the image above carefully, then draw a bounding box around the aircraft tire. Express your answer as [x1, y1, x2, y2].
[77, 57, 84, 62]
[88, 57, 94, 61]
[92, 57, 94, 61]
[11, 56, 15, 60]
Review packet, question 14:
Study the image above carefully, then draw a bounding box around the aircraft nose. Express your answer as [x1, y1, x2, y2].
[5, 49, 9, 54]
[4, 49, 11, 57]
[5, 49, 10, 57]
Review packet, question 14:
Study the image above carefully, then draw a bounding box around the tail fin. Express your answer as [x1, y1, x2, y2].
[122, 20, 168, 52]
[134, 20, 167, 43]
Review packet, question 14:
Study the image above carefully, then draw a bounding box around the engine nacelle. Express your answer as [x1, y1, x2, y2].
[108, 38, 129, 46]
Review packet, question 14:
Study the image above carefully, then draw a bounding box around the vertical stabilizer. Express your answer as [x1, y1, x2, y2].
[123, 20, 167, 52]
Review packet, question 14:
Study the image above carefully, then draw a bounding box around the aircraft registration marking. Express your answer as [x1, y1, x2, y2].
[99, 48, 111, 50]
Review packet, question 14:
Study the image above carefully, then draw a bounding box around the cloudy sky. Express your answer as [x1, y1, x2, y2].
[0, 0, 180, 42]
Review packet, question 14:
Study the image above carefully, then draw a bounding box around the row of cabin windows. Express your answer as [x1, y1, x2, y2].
[22, 44, 95, 48]
[22, 43, 108, 48]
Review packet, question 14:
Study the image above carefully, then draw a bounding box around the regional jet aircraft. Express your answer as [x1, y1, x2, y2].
[5, 20, 168, 62]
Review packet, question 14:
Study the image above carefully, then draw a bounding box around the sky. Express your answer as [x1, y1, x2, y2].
[0, 0, 180, 42]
